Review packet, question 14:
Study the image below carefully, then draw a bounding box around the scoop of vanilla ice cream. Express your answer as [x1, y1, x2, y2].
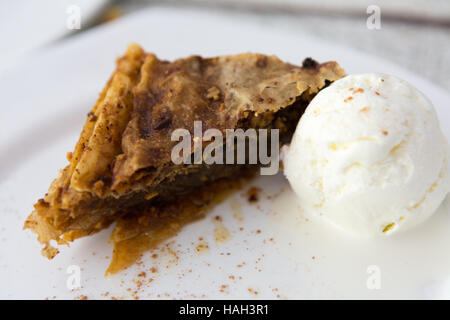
[284, 73, 449, 236]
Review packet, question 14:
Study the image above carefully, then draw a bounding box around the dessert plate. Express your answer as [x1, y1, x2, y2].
[0, 7, 449, 299]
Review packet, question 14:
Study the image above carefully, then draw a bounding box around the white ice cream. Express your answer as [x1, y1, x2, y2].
[284, 73, 449, 236]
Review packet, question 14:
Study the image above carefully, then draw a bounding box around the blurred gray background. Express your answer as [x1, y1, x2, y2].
[113, 0, 450, 90]
[1, 0, 449, 90]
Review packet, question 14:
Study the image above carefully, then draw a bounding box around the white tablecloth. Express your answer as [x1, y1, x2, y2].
[117, 1, 450, 91]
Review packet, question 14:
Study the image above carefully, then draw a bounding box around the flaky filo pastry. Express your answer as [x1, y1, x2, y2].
[24, 43, 345, 259]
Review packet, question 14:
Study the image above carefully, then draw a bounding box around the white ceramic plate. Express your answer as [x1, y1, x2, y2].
[1, 7, 449, 300]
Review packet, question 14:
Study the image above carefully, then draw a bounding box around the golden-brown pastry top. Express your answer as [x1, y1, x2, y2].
[66, 44, 344, 199]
